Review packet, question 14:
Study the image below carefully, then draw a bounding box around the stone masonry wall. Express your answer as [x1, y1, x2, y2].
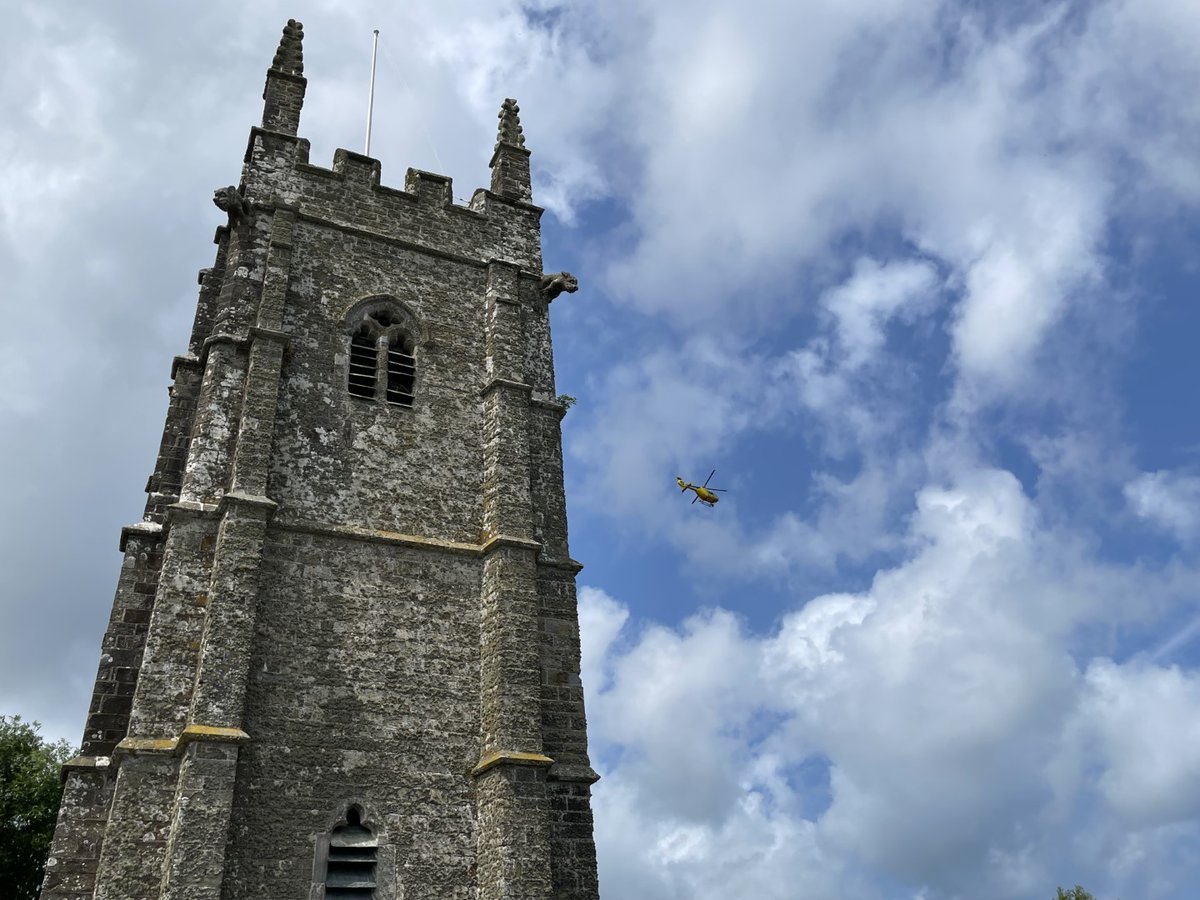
[79, 530, 164, 758]
[45, 20, 600, 899]
[38, 766, 115, 900]
[267, 218, 487, 543]
[224, 530, 482, 898]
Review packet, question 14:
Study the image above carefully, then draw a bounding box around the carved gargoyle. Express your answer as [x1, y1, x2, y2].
[213, 186, 253, 225]
[540, 271, 578, 302]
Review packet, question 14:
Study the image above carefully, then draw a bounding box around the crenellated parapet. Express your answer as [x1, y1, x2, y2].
[237, 125, 545, 273]
[244, 47, 545, 273]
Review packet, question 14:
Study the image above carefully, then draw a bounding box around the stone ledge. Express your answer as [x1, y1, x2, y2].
[111, 725, 250, 762]
[530, 396, 568, 417]
[119, 521, 164, 552]
[485, 257, 521, 271]
[470, 750, 554, 778]
[219, 491, 279, 516]
[170, 354, 202, 380]
[113, 736, 178, 757]
[167, 500, 221, 521]
[62, 754, 110, 769]
[273, 517, 483, 556]
[489, 142, 532, 164]
[547, 762, 601, 784]
[202, 332, 251, 354]
[248, 325, 290, 345]
[59, 755, 112, 783]
[469, 187, 545, 218]
[270, 518, 576, 570]
[479, 377, 533, 398]
[245, 126, 309, 165]
[179, 724, 250, 747]
[538, 555, 584, 575]
[480, 533, 541, 555]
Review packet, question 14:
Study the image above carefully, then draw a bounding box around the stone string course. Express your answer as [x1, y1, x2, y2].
[42, 18, 599, 900]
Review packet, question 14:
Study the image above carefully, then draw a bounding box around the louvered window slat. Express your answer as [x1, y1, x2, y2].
[386, 340, 415, 407]
[347, 320, 415, 408]
[321, 809, 377, 898]
[348, 334, 377, 399]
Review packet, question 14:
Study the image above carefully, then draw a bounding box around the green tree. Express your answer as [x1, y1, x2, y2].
[1056, 888, 1095, 900]
[1, 716, 74, 899]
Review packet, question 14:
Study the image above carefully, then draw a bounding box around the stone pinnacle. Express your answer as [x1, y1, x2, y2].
[495, 98, 526, 151]
[271, 19, 304, 76]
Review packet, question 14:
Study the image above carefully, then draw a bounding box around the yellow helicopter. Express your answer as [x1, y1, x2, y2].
[676, 470, 727, 507]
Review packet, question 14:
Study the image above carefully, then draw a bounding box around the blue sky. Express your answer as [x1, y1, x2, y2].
[2, 1, 1199, 898]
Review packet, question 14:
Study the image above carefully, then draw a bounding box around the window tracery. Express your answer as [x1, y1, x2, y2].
[345, 305, 416, 407]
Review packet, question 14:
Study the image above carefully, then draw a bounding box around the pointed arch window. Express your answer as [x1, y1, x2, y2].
[320, 807, 378, 898]
[346, 307, 416, 407]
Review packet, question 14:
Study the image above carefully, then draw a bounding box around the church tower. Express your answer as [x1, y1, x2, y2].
[42, 20, 599, 900]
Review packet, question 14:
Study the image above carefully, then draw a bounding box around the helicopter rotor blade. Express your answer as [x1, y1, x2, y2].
[702, 469, 715, 488]
[691, 495, 698, 504]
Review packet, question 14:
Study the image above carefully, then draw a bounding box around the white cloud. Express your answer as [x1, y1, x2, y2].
[558, 0, 1200, 593]
[1125, 470, 1200, 543]
[582, 468, 1200, 898]
[568, 336, 792, 514]
[397, 1, 614, 223]
[571, 2, 1116, 408]
[578, 586, 629, 697]
[1077, 660, 1200, 827]
[566, 331, 928, 580]
[823, 257, 941, 370]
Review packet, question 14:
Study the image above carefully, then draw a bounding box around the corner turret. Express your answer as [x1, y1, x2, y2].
[261, 19, 306, 135]
[489, 98, 532, 203]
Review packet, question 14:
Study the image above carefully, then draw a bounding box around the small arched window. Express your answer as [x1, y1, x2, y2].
[345, 307, 416, 407]
[321, 806, 378, 898]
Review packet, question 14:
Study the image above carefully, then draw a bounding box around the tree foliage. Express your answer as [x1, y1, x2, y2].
[1056, 888, 1096, 900]
[1, 716, 73, 900]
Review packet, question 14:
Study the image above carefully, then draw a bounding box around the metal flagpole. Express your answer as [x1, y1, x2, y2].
[365, 29, 380, 156]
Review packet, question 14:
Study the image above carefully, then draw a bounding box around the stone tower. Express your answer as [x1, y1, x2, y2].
[42, 20, 599, 900]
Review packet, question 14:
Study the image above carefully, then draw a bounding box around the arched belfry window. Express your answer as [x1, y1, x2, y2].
[319, 806, 378, 898]
[345, 303, 417, 408]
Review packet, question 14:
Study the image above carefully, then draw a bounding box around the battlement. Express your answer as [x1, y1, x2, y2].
[241, 127, 544, 271]
[232, 20, 542, 270]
